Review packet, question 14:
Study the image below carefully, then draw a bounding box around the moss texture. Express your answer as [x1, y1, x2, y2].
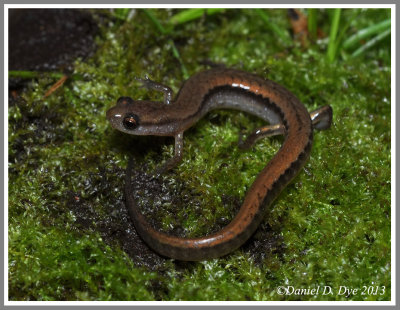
[8, 8, 391, 301]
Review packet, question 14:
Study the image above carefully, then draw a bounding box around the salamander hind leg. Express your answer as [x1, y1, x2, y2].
[310, 105, 333, 131]
[238, 124, 286, 150]
[237, 105, 332, 150]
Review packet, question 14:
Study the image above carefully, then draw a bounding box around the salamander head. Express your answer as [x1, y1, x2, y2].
[106, 96, 173, 136]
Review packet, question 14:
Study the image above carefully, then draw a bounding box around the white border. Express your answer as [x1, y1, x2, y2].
[3, 4, 396, 9]
[390, 5, 396, 305]
[4, 4, 396, 306]
[4, 5, 9, 307]
[3, 300, 397, 306]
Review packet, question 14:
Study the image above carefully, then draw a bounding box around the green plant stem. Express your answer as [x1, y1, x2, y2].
[8, 71, 82, 80]
[143, 9, 168, 35]
[343, 19, 391, 50]
[308, 9, 318, 40]
[169, 8, 225, 25]
[142, 9, 188, 78]
[255, 9, 292, 45]
[327, 8, 342, 62]
[351, 27, 391, 58]
[113, 8, 132, 21]
[9, 71, 64, 79]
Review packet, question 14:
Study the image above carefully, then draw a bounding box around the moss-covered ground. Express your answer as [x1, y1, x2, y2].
[8, 8, 391, 301]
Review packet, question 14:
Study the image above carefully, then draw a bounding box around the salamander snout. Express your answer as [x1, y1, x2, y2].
[116, 96, 134, 106]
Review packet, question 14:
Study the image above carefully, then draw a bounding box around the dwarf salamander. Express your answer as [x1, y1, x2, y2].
[106, 68, 332, 261]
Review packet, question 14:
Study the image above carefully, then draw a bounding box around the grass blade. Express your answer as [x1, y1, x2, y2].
[143, 9, 168, 35]
[9, 70, 81, 80]
[308, 8, 317, 40]
[327, 8, 341, 62]
[169, 8, 225, 25]
[113, 8, 132, 21]
[350, 27, 391, 58]
[343, 19, 390, 50]
[255, 9, 292, 45]
[142, 9, 188, 78]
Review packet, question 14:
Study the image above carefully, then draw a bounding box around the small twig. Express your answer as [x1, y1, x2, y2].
[288, 9, 309, 47]
[43, 75, 69, 98]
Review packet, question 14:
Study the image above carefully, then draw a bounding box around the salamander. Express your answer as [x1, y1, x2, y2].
[106, 67, 332, 261]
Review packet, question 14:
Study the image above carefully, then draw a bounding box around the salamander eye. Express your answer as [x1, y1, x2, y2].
[123, 113, 140, 130]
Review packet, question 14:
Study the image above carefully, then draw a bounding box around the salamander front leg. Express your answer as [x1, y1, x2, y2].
[153, 132, 184, 176]
[136, 75, 174, 105]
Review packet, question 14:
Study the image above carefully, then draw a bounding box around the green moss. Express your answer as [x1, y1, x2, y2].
[9, 216, 157, 300]
[9, 8, 391, 301]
